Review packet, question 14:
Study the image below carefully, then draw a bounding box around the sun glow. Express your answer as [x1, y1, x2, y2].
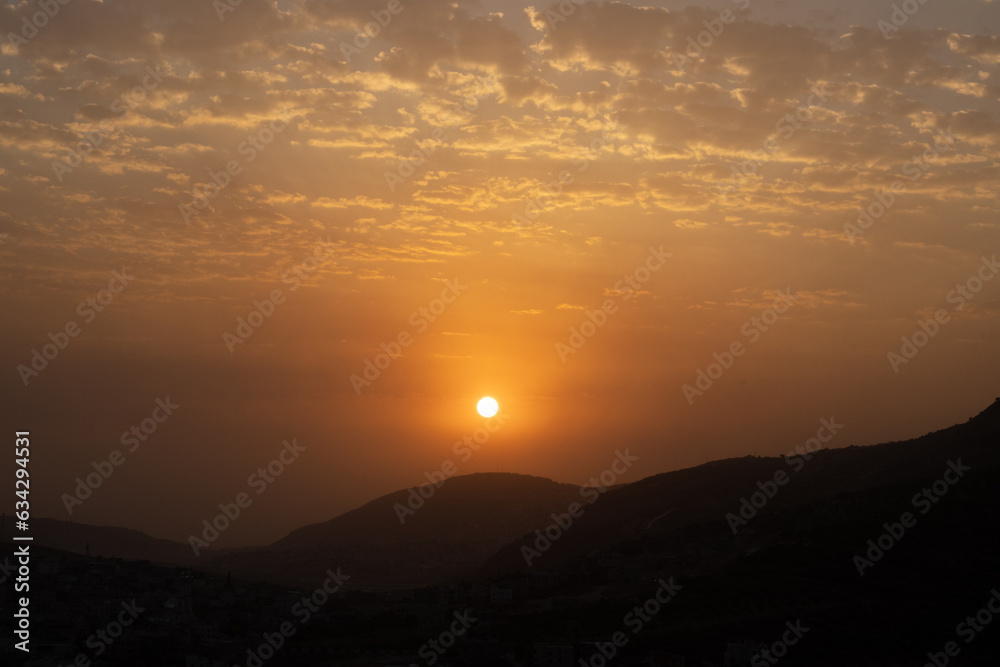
[477, 396, 499, 418]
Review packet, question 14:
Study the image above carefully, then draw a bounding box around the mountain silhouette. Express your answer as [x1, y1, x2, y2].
[479, 397, 1000, 576]
[26, 517, 195, 564]
[29, 397, 1000, 601]
[206, 472, 585, 587]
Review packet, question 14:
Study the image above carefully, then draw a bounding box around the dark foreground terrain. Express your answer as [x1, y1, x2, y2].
[4, 399, 1000, 666]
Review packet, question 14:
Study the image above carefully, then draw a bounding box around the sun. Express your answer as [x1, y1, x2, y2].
[477, 396, 499, 418]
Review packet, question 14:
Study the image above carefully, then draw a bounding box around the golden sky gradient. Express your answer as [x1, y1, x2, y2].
[2, 0, 998, 546]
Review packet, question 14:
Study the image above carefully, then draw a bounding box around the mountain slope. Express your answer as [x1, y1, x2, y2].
[27, 517, 195, 564]
[478, 397, 1000, 577]
[30, 397, 1000, 600]
[205, 472, 586, 587]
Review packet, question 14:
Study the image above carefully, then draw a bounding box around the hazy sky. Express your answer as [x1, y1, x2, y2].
[2, 0, 998, 547]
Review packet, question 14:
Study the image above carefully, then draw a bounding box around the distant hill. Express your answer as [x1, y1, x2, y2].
[18, 398, 1000, 665]
[478, 397, 1000, 577]
[27, 397, 1000, 598]
[204, 472, 586, 588]
[472, 398, 1000, 666]
[26, 517, 195, 565]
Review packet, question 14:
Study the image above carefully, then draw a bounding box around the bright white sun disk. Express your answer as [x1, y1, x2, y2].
[477, 396, 499, 418]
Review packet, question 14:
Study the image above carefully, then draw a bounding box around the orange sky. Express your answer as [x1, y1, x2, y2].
[1, 0, 998, 547]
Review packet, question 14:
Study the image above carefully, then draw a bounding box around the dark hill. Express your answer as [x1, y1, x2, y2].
[27, 517, 194, 565]
[206, 472, 585, 588]
[478, 397, 1000, 576]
